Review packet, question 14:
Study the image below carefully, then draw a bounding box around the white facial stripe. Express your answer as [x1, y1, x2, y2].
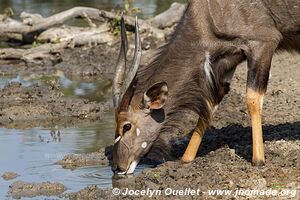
[117, 171, 126, 175]
[204, 51, 214, 86]
[136, 128, 140, 136]
[126, 161, 138, 174]
[141, 142, 147, 149]
[114, 136, 121, 144]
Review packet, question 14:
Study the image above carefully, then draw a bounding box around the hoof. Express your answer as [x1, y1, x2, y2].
[252, 159, 265, 167]
[180, 156, 194, 163]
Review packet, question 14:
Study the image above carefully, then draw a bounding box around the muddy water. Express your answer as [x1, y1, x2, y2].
[0, 76, 147, 198]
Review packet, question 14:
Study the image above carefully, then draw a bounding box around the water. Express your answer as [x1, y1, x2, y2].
[0, 114, 149, 198]
[0, 73, 112, 102]
[0, 76, 149, 198]
[0, 0, 185, 19]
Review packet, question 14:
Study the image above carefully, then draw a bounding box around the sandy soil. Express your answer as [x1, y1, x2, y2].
[2, 43, 299, 199]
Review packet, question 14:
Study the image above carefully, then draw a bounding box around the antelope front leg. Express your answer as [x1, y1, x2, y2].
[246, 88, 265, 166]
[181, 119, 207, 163]
[246, 40, 279, 166]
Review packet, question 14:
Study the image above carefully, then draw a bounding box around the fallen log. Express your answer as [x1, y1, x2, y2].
[0, 7, 101, 34]
[98, 10, 165, 39]
[0, 42, 68, 66]
[0, 6, 169, 43]
[37, 24, 114, 46]
[149, 2, 186, 29]
[0, 3, 187, 65]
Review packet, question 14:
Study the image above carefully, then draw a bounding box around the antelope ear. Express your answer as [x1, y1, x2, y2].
[143, 82, 168, 110]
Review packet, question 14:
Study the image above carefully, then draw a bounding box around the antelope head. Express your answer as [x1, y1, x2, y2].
[112, 16, 168, 175]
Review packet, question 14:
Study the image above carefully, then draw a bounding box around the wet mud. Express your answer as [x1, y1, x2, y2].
[8, 181, 66, 199]
[0, 82, 109, 129]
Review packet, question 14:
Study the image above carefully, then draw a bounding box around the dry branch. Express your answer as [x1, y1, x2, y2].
[0, 3, 186, 65]
[37, 24, 114, 46]
[0, 7, 101, 35]
[99, 10, 165, 39]
[0, 42, 68, 65]
[0, 6, 173, 43]
[149, 3, 186, 29]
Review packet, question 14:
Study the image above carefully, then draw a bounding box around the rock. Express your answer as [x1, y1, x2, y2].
[2, 172, 19, 180]
[57, 150, 109, 169]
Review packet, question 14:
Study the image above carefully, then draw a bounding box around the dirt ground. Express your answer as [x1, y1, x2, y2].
[2, 42, 299, 199]
[0, 82, 109, 129]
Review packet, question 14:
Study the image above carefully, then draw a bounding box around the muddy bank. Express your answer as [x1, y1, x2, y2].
[60, 125, 299, 199]
[0, 43, 119, 79]
[0, 33, 160, 80]
[0, 82, 109, 128]
[8, 181, 66, 199]
[57, 147, 112, 169]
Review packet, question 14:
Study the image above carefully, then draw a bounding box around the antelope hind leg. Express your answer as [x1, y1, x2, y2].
[245, 40, 279, 166]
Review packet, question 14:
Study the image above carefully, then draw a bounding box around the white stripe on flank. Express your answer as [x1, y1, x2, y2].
[204, 51, 214, 86]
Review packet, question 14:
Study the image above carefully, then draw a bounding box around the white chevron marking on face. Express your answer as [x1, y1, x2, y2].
[114, 136, 121, 144]
[126, 161, 138, 174]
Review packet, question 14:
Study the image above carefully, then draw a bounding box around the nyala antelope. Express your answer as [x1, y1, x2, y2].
[112, 0, 300, 174]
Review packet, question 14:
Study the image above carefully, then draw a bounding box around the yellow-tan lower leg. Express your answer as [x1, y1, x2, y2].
[181, 119, 206, 163]
[246, 88, 265, 166]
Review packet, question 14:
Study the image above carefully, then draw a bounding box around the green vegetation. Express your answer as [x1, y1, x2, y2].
[271, 181, 283, 190]
[124, 0, 141, 16]
[108, 0, 141, 36]
[153, 172, 160, 179]
[31, 40, 41, 48]
[2, 7, 14, 17]
[108, 17, 122, 36]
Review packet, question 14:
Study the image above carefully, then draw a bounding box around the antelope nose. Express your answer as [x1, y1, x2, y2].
[111, 164, 118, 172]
[112, 164, 127, 174]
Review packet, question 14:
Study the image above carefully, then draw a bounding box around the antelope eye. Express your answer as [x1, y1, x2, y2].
[123, 123, 132, 133]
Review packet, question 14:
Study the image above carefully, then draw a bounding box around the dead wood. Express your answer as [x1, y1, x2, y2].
[0, 3, 186, 65]
[99, 10, 165, 39]
[149, 3, 186, 29]
[0, 7, 101, 35]
[0, 42, 68, 66]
